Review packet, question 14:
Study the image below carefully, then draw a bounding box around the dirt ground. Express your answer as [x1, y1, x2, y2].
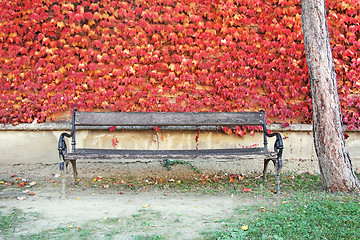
[0, 163, 267, 239]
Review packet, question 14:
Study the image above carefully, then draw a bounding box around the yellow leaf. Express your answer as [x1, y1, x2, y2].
[57, 21, 65, 29]
[241, 225, 248, 231]
[68, 225, 74, 228]
[142, 205, 149, 208]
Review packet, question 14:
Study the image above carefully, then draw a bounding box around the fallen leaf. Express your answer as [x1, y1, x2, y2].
[142, 205, 149, 208]
[21, 190, 35, 196]
[68, 225, 74, 228]
[29, 181, 37, 186]
[242, 188, 252, 192]
[241, 225, 249, 231]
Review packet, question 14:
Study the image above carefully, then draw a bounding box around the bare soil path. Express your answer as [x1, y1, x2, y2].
[0, 164, 267, 239]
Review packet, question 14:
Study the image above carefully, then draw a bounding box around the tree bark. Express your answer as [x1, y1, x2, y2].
[301, 0, 360, 192]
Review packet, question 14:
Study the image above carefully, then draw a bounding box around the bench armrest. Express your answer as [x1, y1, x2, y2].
[58, 132, 73, 158]
[58, 110, 76, 165]
[264, 131, 283, 168]
[261, 111, 284, 168]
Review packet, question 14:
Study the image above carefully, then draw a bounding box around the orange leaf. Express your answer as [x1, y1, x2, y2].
[242, 188, 252, 192]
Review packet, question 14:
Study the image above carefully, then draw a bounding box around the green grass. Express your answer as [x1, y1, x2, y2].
[0, 209, 26, 235]
[81, 171, 325, 196]
[204, 191, 360, 240]
[133, 234, 165, 240]
[18, 208, 165, 240]
[20, 226, 96, 240]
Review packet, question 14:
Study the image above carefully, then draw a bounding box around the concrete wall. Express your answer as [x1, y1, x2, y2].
[1, 122, 360, 177]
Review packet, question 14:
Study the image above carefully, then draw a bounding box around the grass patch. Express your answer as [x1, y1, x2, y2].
[80, 172, 324, 196]
[204, 191, 360, 240]
[21, 226, 96, 240]
[0, 209, 26, 235]
[133, 234, 165, 240]
[21, 208, 166, 240]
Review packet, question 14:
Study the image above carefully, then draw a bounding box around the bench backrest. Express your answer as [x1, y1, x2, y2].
[74, 111, 265, 127]
[67, 110, 272, 152]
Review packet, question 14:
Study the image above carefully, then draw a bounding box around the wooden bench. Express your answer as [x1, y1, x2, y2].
[58, 110, 284, 193]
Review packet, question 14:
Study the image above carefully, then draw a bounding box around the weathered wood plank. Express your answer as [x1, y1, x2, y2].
[64, 148, 277, 161]
[75, 112, 264, 126]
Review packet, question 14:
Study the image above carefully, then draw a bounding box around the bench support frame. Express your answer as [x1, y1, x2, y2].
[58, 110, 283, 194]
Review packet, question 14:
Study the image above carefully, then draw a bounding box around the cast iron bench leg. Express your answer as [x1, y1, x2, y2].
[70, 160, 79, 184]
[273, 159, 281, 195]
[263, 159, 281, 194]
[263, 159, 271, 182]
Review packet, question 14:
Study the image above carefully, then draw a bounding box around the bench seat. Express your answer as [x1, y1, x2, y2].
[64, 148, 278, 161]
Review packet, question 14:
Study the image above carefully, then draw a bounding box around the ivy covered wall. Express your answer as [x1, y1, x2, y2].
[0, 0, 359, 128]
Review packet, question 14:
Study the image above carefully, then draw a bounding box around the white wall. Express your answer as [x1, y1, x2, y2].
[1, 123, 359, 177]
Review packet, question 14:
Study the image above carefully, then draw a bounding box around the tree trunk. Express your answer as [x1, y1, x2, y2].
[301, 0, 360, 192]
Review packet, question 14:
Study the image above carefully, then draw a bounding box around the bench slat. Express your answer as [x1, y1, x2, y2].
[75, 112, 264, 126]
[64, 148, 277, 161]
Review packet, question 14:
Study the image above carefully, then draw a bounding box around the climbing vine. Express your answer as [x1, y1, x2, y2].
[162, 159, 201, 174]
[0, 0, 359, 128]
